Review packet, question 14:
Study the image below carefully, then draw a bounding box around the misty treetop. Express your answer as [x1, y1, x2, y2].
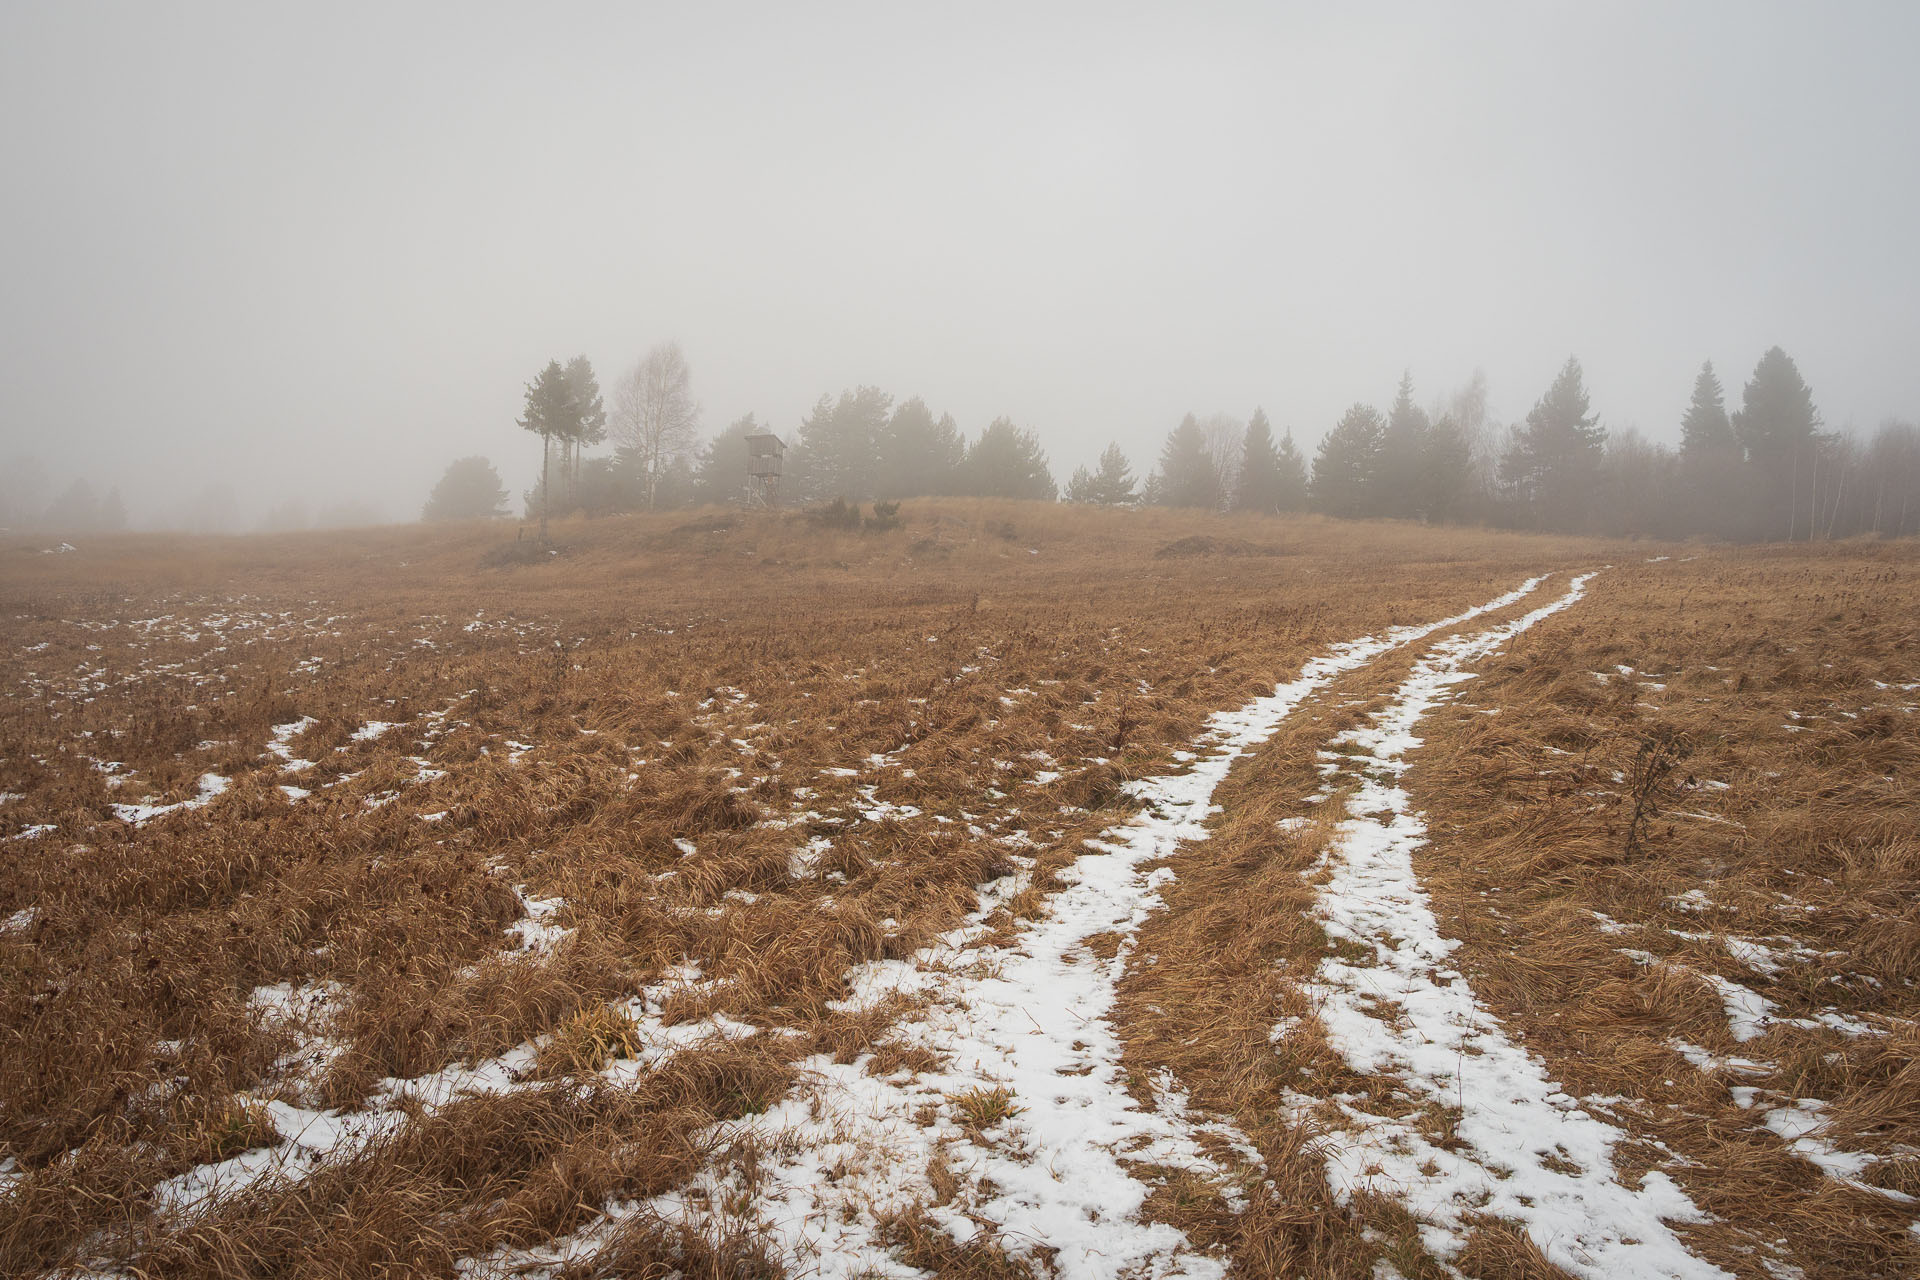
[422, 457, 510, 522]
[485, 342, 1917, 545]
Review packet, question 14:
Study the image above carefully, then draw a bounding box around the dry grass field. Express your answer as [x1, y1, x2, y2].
[0, 502, 1912, 1279]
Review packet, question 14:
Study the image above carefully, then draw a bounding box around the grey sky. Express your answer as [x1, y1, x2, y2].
[2, 1, 1915, 527]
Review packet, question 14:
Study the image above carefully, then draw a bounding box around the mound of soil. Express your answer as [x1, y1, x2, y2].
[1153, 535, 1282, 559]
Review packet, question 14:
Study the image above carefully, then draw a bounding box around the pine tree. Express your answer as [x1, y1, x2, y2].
[561, 356, 606, 509]
[1088, 442, 1137, 505]
[796, 386, 889, 500]
[1274, 430, 1308, 512]
[1154, 415, 1219, 508]
[962, 418, 1056, 499]
[876, 397, 967, 497]
[1311, 404, 1385, 518]
[689, 413, 765, 506]
[1733, 347, 1822, 540]
[1377, 371, 1433, 518]
[517, 359, 574, 538]
[1501, 356, 1605, 531]
[1234, 408, 1285, 513]
[1066, 444, 1136, 505]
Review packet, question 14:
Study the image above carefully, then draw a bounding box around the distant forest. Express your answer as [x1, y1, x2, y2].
[468, 342, 1916, 543]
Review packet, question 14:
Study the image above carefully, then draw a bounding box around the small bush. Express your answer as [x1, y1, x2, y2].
[865, 500, 903, 533]
[808, 498, 862, 531]
[481, 539, 560, 568]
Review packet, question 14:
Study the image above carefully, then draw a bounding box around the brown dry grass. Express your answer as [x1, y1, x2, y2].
[1392, 549, 1917, 1278]
[0, 500, 1676, 1275]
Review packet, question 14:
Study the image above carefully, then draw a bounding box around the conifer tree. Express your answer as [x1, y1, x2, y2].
[876, 396, 967, 497]
[1377, 371, 1433, 518]
[1733, 347, 1821, 540]
[1088, 442, 1137, 505]
[1500, 356, 1604, 531]
[1419, 414, 1473, 523]
[1311, 404, 1386, 518]
[423, 457, 510, 521]
[1234, 408, 1286, 513]
[560, 355, 606, 508]
[963, 418, 1056, 499]
[517, 359, 575, 538]
[1680, 361, 1736, 460]
[792, 386, 890, 500]
[1274, 429, 1309, 512]
[1069, 443, 1137, 504]
[689, 413, 765, 506]
[1154, 414, 1220, 508]
[1676, 360, 1742, 537]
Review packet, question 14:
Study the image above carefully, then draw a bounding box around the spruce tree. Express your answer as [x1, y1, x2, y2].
[1501, 356, 1604, 531]
[1234, 408, 1285, 513]
[1680, 361, 1735, 460]
[1311, 404, 1386, 518]
[1733, 347, 1821, 540]
[1274, 430, 1309, 512]
[1677, 360, 1741, 538]
[1378, 371, 1433, 518]
[1420, 414, 1473, 523]
[1154, 415, 1219, 508]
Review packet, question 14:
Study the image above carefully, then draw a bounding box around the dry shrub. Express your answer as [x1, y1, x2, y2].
[536, 1003, 643, 1078]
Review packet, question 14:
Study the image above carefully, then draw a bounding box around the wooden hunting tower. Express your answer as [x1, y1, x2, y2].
[745, 431, 785, 508]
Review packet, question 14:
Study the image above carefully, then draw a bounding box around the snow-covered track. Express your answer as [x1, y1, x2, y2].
[1294, 572, 1731, 1280]
[583, 577, 1561, 1278]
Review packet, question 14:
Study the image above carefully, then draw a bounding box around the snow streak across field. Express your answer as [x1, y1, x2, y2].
[1298, 573, 1729, 1280]
[532, 577, 1573, 1279]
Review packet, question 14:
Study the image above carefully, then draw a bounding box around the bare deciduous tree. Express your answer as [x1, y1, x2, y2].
[612, 342, 701, 510]
[1200, 412, 1243, 508]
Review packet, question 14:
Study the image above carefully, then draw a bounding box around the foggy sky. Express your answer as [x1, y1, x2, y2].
[2, 1, 1916, 529]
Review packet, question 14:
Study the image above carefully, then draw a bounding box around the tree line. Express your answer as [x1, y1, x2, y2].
[423, 342, 1919, 542]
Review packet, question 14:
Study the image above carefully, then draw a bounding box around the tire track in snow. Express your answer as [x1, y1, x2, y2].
[1295, 572, 1732, 1280]
[540, 577, 1560, 1280]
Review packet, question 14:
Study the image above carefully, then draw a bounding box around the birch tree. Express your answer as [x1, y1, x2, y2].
[613, 342, 701, 510]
